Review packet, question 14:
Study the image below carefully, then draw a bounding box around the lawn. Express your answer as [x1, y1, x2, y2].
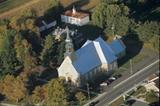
[109, 96, 124, 106]
[0, 0, 29, 13]
[120, 53, 147, 69]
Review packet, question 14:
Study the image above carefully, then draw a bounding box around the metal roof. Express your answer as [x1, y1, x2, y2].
[72, 37, 117, 75]
[109, 39, 126, 56]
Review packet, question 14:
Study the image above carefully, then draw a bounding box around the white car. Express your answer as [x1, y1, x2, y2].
[100, 82, 108, 86]
[109, 77, 116, 81]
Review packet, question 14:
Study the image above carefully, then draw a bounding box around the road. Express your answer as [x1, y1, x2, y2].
[95, 59, 159, 106]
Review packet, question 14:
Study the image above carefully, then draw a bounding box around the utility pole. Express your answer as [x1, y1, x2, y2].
[130, 59, 133, 74]
[87, 83, 90, 100]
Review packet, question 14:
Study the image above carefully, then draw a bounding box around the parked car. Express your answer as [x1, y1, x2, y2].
[89, 100, 99, 106]
[113, 74, 122, 79]
[100, 82, 108, 86]
[105, 80, 111, 85]
[109, 77, 116, 81]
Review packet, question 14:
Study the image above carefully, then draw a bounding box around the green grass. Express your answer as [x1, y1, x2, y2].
[109, 96, 124, 106]
[120, 53, 147, 69]
[0, 0, 29, 13]
[132, 86, 146, 97]
[145, 90, 159, 103]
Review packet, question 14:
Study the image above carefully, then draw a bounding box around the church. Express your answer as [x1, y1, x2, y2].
[57, 28, 126, 86]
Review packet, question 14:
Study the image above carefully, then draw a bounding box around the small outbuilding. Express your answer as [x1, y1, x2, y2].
[61, 6, 90, 26]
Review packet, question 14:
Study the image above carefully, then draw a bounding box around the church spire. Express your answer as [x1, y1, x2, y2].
[64, 26, 74, 58]
[65, 26, 72, 43]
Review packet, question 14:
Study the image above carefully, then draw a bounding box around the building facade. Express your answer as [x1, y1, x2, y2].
[61, 7, 90, 26]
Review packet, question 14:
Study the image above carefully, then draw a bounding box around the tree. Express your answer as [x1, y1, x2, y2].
[0, 29, 19, 76]
[31, 85, 48, 104]
[75, 92, 86, 106]
[92, 2, 108, 28]
[14, 34, 37, 73]
[0, 75, 27, 102]
[145, 90, 159, 103]
[134, 21, 160, 42]
[92, 2, 130, 36]
[46, 79, 69, 106]
[40, 35, 56, 66]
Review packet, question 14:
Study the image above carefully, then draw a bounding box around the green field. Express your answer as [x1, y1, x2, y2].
[0, 0, 29, 13]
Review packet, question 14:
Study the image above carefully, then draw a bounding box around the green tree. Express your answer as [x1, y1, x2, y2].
[14, 34, 37, 72]
[92, 2, 130, 36]
[75, 92, 86, 106]
[40, 35, 56, 66]
[46, 79, 69, 106]
[134, 21, 160, 42]
[0, 29, 19, 75]
[145, 90, 159, 103]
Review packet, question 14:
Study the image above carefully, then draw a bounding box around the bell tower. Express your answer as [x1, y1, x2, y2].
[64, 26, 74, 57]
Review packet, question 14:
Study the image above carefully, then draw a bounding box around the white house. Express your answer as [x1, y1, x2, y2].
[58, 35, 126, 86]
[61, 7, 90, 26]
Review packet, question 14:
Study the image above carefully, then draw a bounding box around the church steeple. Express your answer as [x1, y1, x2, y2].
[64, 26, 74, 58]
[72, 5, 76, 14]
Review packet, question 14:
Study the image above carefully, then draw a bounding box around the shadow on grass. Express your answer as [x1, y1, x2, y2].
[64, 0, 90, 11]
[118, 33, 143, 67]
[27, 68, 58, 94]
[149, 101, 160, 106]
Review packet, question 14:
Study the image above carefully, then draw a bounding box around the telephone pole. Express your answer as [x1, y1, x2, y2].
[87, 83, 90, 100]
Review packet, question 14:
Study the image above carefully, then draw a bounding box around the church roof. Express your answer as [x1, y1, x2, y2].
[109, 39, 126, 56]
[72, 37, 117, 75]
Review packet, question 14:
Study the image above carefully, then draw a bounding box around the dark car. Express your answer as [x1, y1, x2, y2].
[113, 74, 122, 79]
[89, 100, 99, 106]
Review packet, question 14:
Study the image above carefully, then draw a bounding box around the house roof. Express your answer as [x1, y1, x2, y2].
[72, 37, 117, 75]
[63, 10, 89, 19]
[109, 39, 126, 56]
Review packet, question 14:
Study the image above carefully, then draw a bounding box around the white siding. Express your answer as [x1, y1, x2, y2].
[58, 57, 79, 84]
[61, 15, 89, 26]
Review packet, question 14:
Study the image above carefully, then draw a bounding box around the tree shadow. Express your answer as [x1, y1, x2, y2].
[125, 99, 136, 106]
[38, 68, 58, 81]
[124, 0, 160, 22]
[118, 32, 143, 67]
[0, 93, 4, 102]
[149, 101, 160, 106]
[78, 24, 105, 40]
[64, 0, 90, 11]
[19, 30, 42, 54]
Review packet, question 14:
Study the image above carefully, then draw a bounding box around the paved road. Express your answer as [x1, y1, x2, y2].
[95, 59, 159, 106]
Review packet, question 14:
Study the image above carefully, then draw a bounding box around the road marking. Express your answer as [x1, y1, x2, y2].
[113, 59, 159, 89]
